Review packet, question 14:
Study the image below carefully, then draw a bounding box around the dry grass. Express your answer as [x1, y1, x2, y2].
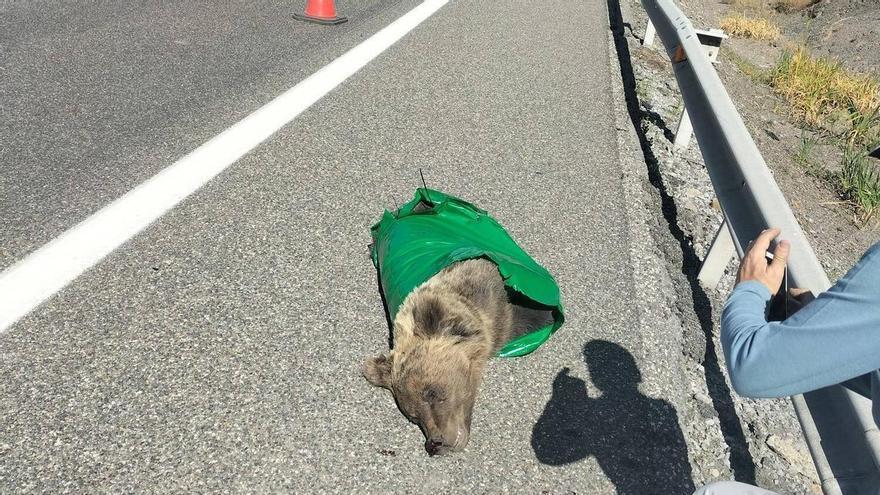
[773, 0, 818, 13]
[720, 14, 781, 41]
[769, 48, 880, 132]
[769, 47, 880, 220]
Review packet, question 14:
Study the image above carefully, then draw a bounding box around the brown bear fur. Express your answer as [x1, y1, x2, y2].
[364, 258, 554, 455]
[363, 258, 512, 456]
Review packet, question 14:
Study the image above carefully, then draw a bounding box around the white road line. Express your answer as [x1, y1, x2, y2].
[0, 0, 449, 333]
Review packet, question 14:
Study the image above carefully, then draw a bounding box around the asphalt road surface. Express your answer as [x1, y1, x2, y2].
[0, 0, 418, 271]
[1, 0, 696, 492]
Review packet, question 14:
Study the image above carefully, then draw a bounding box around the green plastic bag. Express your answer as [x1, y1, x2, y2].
[370, 188, 565, 357]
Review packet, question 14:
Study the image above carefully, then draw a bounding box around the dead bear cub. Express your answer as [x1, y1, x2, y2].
[363, 258, 552, 456]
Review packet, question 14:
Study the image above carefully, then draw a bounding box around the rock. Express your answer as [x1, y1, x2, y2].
[693, 392, 713, 406]
[766, 434, 815, 477]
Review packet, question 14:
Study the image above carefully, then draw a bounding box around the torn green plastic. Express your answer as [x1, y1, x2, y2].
[370, 188, 565, 357]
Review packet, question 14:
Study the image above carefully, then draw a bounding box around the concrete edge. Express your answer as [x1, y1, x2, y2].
[603, 0, 695, 455]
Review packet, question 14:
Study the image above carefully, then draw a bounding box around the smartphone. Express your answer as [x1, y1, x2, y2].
[766, 251, 788, 322]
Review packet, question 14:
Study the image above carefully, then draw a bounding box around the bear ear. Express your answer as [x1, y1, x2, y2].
[412, 297, 444, 338]
[363, 353, 394, 389]
[412, 297, 479, 342]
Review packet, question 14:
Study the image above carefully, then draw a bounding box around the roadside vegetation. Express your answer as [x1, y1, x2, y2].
[793, 133, 820, 176]
[719, 13, 780, 40]
[769, 48, 880, 133]
[770, 48, 880, 221]
[717, 0, 880, 222]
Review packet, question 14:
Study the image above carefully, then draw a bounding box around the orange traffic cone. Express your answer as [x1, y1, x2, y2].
[293, 0, 348, 25]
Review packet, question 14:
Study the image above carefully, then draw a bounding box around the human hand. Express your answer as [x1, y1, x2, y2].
[735, 228, 791, 295]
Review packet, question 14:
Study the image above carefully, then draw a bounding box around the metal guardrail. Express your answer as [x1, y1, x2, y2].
[638, 0, 880, 493]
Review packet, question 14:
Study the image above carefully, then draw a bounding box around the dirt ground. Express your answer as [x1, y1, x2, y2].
[620, 0, 880, 493]
[684, 0, 880, 280]
[783, 0, 880, 78]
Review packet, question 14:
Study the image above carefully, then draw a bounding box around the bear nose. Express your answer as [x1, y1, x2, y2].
[425, 439, 445, 456]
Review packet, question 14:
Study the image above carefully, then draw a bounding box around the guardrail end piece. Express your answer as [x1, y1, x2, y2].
[694, 28, 727, 63]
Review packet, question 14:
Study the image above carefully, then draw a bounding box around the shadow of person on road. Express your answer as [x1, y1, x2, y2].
[532, 340, 695, 495]
[604, 0, 756, 482]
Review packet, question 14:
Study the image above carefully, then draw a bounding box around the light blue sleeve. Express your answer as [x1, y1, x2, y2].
[720, 242, 880, 398]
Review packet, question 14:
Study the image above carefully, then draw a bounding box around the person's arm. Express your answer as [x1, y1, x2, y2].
[721, 238, 880, 398]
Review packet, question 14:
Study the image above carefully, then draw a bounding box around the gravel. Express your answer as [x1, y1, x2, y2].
[615, 0, 824, 492]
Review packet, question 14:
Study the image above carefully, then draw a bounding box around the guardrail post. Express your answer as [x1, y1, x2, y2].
[639, 0, 880, 489]
[671, 29, 727, 150]
[673, 108, 693, 150]
[698, 218, 736, 289]
[643, 20, 656, 46]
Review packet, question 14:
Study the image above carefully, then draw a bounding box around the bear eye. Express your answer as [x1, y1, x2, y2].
[422, 386, 445, 403]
